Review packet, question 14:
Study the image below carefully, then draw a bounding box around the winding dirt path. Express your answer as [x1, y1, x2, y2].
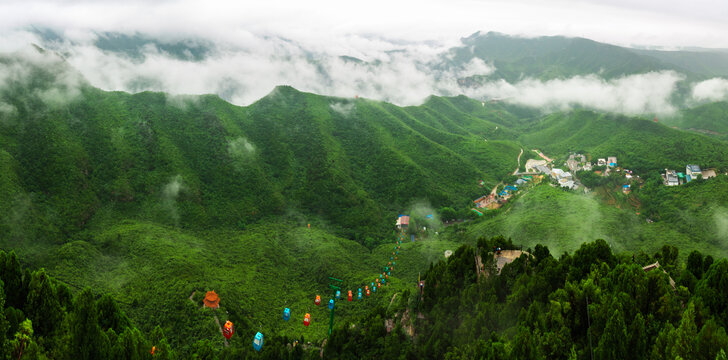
[512, 148, 524, 175]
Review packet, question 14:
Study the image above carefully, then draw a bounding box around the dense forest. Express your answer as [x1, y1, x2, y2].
[325, 237, 728, 360]
[4, 236, 727, 359]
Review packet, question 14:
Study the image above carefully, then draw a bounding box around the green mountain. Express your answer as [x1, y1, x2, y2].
[4, 45, 728, 357]
[447, 32, 684, 82]
[660, 101, 728, 140]
[0, 50, 527, 246]
[634, 47, 728, 77]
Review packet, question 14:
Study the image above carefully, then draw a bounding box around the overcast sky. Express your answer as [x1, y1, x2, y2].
[2, 0, 728, 112]
[1, 0, 727, 49]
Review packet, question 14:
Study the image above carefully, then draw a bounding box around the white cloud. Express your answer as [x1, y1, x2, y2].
[329, 102, 355, 117]
[0, 46, 85, 107]
[0, 34, 689, 115]
[466, 71, 685, 114]
[0, 102, 16, 117]
[691, 78, 728, 102]
[2, 0, 728, 49]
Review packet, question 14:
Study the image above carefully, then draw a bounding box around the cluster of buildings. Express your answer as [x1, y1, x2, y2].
[566, 153, 592, 172]
[663, 165, 717, 186]
[535, 164, 577, 189]
[472, 176, 534, 209]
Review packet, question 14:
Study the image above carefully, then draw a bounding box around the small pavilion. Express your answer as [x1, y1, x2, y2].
[203, 290, 220, 309]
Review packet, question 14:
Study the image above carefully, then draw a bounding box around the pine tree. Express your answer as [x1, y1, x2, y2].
[24, 269, 62, 337]
[596, 309, 628, 360]
[670, 303, 698, 360]
[68, 288, 108, 359]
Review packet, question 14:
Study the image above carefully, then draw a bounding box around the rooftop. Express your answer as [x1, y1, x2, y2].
[687, 164, 701, 172]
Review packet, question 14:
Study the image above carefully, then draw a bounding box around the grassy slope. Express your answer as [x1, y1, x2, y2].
[518, 110, 728, 173]
[462, 183, 728, 259]
[661, 101, 728, 140]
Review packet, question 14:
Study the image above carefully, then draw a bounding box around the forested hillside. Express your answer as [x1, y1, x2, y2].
[0, 49, 522, 246]
[325, 238, 728, 360]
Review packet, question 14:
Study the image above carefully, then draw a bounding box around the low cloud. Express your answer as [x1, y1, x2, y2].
[466, 71, 684, 115]
[0, 102, 16, 115]
[227, 136, 255, 159]
[329, 102, 355, 117]
[0, 45, 85, 108]
[691, 78, 728, 102]
[161, 175, 185, 225]
[0, 30, 697, 116]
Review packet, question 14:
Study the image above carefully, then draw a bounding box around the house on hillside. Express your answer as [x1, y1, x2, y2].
[597, 158, 607, 166]
[473, 194, 494, 208]
[396, 215, 410, 229]
[607, 156, 617, 167]
[702, 168, 717, 179]
[664, 169, 678, 186]
[686, 164, 702, 182]
[559, 178, 576, 189]
[567, 159, 579, 172]
[535, 165, 551, 175]
[583, 162, 592, 171]
[551, 168, 565, 179]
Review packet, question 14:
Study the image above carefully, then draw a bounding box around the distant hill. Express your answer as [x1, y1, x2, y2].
[660, 101, 728, 140]
[634, 48, 728, 77]
[445, 32, 685, 82]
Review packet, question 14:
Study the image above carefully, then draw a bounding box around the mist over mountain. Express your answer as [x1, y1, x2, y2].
[3, 28, 725, 116]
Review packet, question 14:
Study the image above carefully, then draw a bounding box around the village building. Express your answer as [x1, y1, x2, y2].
[525, 159, 547, 172]
[551, 168, 565, 178]
[396, 215, 410, 229]
[473, 194, 494, 208]
[204, 290, 220, 309]
[597, 158, 606, 166]
[701, 168, 717, 179]
[558, 178, 576, 189]
[535, 164, 551, 175]
[566, 158, 579, 172]
[664, 169, 678, 186]
[686, 164, 702, 181]
[607, 156, 617, 167]
[583, 162, 592, 171]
